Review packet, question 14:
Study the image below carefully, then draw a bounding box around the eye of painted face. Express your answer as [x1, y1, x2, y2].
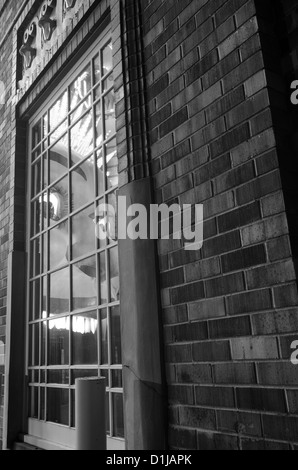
[49, 189, 63, 221]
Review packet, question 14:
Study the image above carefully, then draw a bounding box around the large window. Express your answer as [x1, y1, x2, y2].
[27, 34, 124, 445]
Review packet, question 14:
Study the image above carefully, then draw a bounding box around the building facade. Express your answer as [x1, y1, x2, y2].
[1, 0, 298, 451]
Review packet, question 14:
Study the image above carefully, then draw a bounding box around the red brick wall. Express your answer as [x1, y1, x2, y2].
[142, 0, 298, 450]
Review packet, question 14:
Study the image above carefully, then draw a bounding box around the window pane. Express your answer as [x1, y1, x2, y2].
[111, 307, 121, 365]
[30, 279, 41, 321]
[49, 141, 69, 185]
[47, 388, 69, 426]
[72, 312, 98, 365]
[71, 157, 95, 212]
[50, 121, 68, 145]
[72, 257, 97, 310]
[32, 121, 42, 148]
[95, 102, 102, 148]
[70, 112, 93, 164]
[104, 91, 115, 140]
[30, 238, 41, 278]
[40, 387, 45, 421]
[96, 148, 104, 196]
[111, 370, 122, 389]
[71, 205, 95, 259]
[49, 268, 70, 316]
[106, 139, 118, 189]
[49, 91, 68, 131]
[71, 369, 98, 385]
[29, 387, 39, 419]
[48, 317, 70, 365]
[70, 95, 92, 125]
[109, 247, 119, 302]
[99, 252, 107, 304]
[102, 42, 113, 76]
[112, 394, 124, 438]
[32, 159, 42, 197]
[100, 309, 108, 365]
[93, 54, 101, 85]
[49, 221, 69, 271]
[48, 370, 70, 385]
[70, 65, 92, 110]
[48, 178, 69, 227]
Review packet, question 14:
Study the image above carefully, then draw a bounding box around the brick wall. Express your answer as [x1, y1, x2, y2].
[142, 0, 298, 450]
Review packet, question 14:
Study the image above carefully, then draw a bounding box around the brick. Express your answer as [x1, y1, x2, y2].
[241, 439, 290, 451]
[163, 305, 188, 326]
[205, 86, 245, 124]
[147, 74, 169, 100]
[169, 427, 197, 450]
[176, 147, 209, 178]
[163, 173, 193, 200]
[161, 139, 191, 169]
[204, 191, 235, 218]
[246, 260, 296, 289]
[209, 316, 251, 339]
[203, 230, 241, 258]
[244, 70, 267, 97]
[267, 235, 292, 262]
[287, 390, 298, 414]
[257, 363, 298, 386]
[218, 18, 258, 59]
[167, 322, 208, 344]
[194, 153, 231, 185]
[166, 344, 192, 364]
[255, 149, 278, 176]
[217, 410, 262, 437]
[274, 284, 298, 308]
[221, 244, 266, 273]
[236, 388, 286, 413]
[176, 364, 212, 385]
[252, 309, 298, 336]
[195, 386, 235, 409]
[250, 108, 273, 136]
[261, 192, 285, 217]
[231, 129, 276, 166]
[159, 107, 188, 138]
[209, 123, 250, 159]
[189, 82, 222, 116]
[169, 385, 194, 405]
[189, 298, 226, 322]
[197, 432, 238, 450]
[231, 337, 279, 360]
[213, 363, 257, 385]
[185, 258, 221, 282]
[214, 161, 255, 194]
[222, 51, 264, 93]
[205, 272, 245, 298]
[193, 341, 231, 362]
[179, 407, 216, 430]
[263, 415, 298, 442]
[226, 289, 272, 316]
[235, 0, 256, 27]
[236, 171, 281, 206]
[170, 280, 205, 305]
[202, 48, 240, 90]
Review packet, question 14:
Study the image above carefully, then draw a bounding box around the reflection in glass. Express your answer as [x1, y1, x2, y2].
[30, 279, 41, 321]
[112, 370, 123, 388]
[72, 312, 98, 365]
[70, 65, 92, 110]
[103, 74, 114, 93]
[32, 121, 42, 149]
[40, 387, 45, 421]
[102, 42, 113, 76]
[95, 102, 102, 148]
[93, 54, 101, 84]
[71, 158, 95, 211]
[96, 148, 104, 195]
[47, 388, 69, 426]
[71, 205, 95, 259]
[30, 238, 41, 278]
[104, 91, 116, 140]
[49, 268, 70, 316]
[49, 221, 69, 270]
[106, 139, 118, 188]
[111, 306, 121, 365]
[31, 323, 40, 366]
[50, 121, 68, 145]
[106, 393, 110, 434]
[41, 321, 46, 366]
[31, 200, 42, 236]
[29, 387, 39, 419]
[49, 141, 69, 185]
[48, 370, 70, 385]
[100, 309, 108, 365]
[109, 247, 119, 302]
[72, 257, 97, 310]
[48, 317, 70, 365]
[99, 252, 107, 304]
[32, 160, 42, 197]
[70, 112, 93, 163]
[71, 369, 98, 384]
[49, 92, 68, 131]
[113, 394, 124, 438]
[70, 96, 92, 125]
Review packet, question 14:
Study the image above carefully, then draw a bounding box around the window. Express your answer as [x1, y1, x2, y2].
[27, 35, 124, 447]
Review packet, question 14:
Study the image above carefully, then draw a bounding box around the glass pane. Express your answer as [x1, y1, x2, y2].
[32, 145, 42, 163]
[49, 91, 68, 131]
[70, 112, 93, 164]
[31, 323, 40, 366]
[103, 74, 113, 93]
[104, 91, 115, 140]
[49, 221, 69, 271]
[43, 114, 48, 138]
[111, 370, 122, 388]
[32, 121, 42, 148]
[95, 199, 116, 249]
[30, 279, 41, 321]
[42, 280, 47, 319]
[96, 148, 104, 196]
[72, 312, 98, 365]
[70, 96, 92, 125]
[49, 140, 69, 185]
[93, 54, 101, 85]
[48, 182, 69, 230]
[71, 205, 95, 260]
[106, 393, 110, 434]
[50, 121, 68, 145]
[47, 388, 69, 426]
[109, 246, 119, 302]
[48, 370, 70, 385]
[99, 252, 107, 304]
[42, 234, 47, 273]
[95, 102, 102, 147]
[108, 192, 118, 244]
[106, 139, 118, 189]
[31, 200, 42, 236]
[40, 387, 45, 420]
[102, 42, 113, 76]
[72, 257, 97, 310]
[29, 387, 39, 419]
[48, 317, 70, 365]
[71, 369, 98, 385]
[30, 238, 41, 278]
[100, 369, 109, 387]
[71, 389, 75, 428]
[111, 307, 121, 365]
[49, 268, 70, 316]
[71, 157, 95, 212]
[41, 321, 46, 366]
[32, 159, 42, 197]
[70, 64, 92, 110]
[100, 309, 108, 365]
[41, 370, 46, 383]
[112, 394, 124, 438]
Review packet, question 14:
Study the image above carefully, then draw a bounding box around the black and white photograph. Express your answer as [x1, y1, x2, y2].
[0, 0, 298, 454]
